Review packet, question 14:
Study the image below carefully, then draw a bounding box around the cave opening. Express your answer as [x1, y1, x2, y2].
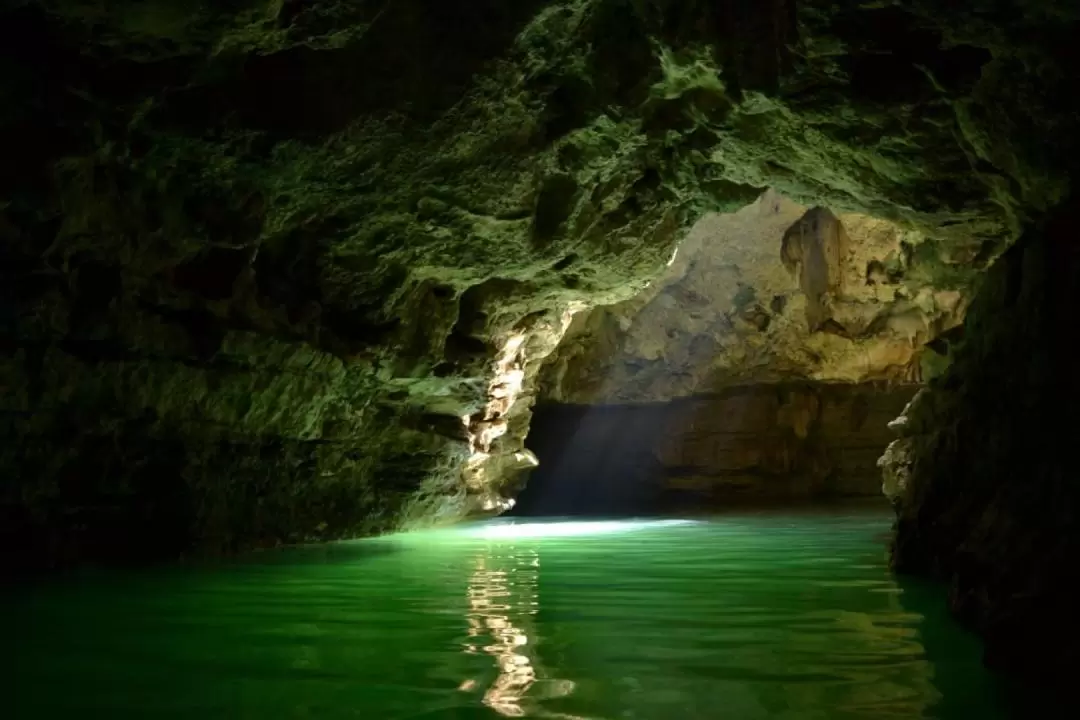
[514, 190, 955, 518]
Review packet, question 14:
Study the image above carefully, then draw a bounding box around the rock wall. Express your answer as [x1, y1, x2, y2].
[515, 383, 916, 514]
[885, 199, 1080, 685]
[539, 191, 969, 405]
[2, 0, 1078, 571]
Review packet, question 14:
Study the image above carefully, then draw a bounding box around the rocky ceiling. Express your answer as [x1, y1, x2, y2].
[540, 190, 969, 404]
[2, 0, 1078, 570]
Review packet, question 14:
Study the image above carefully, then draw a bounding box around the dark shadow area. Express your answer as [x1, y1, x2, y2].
[513, 401, 671, 516]
[890, 194, 1080, 689]
[895, 574, 1013, 716]
[513, 382, 914, 517]
[1, 530, 402, 594]
[895, 574, 1078, 718]
[154, 1, 551, 139]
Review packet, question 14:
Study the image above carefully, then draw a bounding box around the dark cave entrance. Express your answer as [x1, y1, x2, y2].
[512, 382, 917, 517]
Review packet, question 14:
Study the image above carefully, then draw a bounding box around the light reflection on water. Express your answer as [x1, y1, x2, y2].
[6, 510, 1013, 719]
[463, 546, 542, 716]
[437, 515, 967, 719]
[461, 542, 583, 718]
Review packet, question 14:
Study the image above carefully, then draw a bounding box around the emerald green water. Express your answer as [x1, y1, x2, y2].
[7, 509, 1016, 718]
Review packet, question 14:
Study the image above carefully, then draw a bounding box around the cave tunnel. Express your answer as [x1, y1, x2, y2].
[3, 0, 1080, 717]
[514, 193, 936, 518]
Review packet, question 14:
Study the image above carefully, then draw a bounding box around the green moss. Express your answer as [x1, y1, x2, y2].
[3, 0, 1079, 569]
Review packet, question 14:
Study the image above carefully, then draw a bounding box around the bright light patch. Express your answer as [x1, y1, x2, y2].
[481, 497, 516, 512]
[465, 519, 695, 540]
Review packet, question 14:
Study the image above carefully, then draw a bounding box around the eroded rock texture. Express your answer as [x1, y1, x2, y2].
[517, 383, 917, 514]
[781, 206, 848, 332]
[539, 190, 969, 404]
[1, 0, 1078, 579]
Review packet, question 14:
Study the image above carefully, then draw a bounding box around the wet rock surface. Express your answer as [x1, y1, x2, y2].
[1, 0, 1078, 595]
[516, 383, 917, 514]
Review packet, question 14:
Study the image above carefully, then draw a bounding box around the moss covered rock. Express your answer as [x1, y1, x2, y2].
[2, 0, 1078, 570]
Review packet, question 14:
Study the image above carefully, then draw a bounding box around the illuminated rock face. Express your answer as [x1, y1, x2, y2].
[1, 0, 1078, 577]
[781, 207, 849, 332]
[539, 191, 967, 404]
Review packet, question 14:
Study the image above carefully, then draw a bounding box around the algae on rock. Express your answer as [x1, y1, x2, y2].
[2, 0, 1078, 571]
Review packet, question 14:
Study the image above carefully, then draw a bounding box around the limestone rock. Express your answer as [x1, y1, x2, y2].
[878, 438, 911, 507]
[2, 0, 1079, 569]
[781, 207, 849, 331]
[539, 191, 969, 404]
[878, 392, 921, 507]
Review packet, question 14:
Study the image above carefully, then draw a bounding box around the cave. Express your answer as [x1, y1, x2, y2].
[515, 193, 947, 516]
[3, 0, 1079, 716]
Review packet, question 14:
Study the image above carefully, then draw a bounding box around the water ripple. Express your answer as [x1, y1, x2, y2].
[6, 509, 1013, 719]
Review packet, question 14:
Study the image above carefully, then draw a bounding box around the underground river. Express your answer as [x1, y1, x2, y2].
[6, 505, 1048, 719]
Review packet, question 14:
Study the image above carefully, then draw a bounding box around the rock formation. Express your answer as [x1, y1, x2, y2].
[884, 201, 1080, 683]
[2, 9, 1079, 690]
[538, 191, 968, 404]
[781, 206, 849, 332]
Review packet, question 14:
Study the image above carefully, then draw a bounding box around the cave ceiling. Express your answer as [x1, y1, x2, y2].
[2, 0, 1077, 558]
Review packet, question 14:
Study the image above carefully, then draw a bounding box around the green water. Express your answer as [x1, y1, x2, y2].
[7, 509, 1018, 718]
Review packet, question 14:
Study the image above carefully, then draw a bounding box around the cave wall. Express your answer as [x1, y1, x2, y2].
[2, 0, 1078, 571]
[539, 190, 969, 405]
[884, 200, 1080, 683]
[516, 383, 916, 515]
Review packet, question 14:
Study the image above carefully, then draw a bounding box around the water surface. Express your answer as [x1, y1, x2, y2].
[7, 509, 1016, 718]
